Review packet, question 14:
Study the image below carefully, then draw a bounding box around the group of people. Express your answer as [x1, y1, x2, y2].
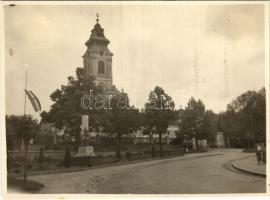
[256, 143, 266, 165]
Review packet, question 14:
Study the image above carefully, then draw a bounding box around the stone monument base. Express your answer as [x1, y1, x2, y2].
[74, 145, 95, 157]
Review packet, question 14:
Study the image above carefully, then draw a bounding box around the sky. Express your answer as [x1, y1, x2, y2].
[4, 3, 266, 118]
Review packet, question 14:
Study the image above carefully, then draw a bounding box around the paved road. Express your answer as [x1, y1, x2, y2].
[95, 149, 266, 194]
[9, 149, 266, 194]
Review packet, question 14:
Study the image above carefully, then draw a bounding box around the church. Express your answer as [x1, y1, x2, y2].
[82, 16, 120, 95]
[79, 15, 123, 136]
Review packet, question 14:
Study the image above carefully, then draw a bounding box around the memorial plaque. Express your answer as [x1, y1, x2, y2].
[81, 115, 89, 131]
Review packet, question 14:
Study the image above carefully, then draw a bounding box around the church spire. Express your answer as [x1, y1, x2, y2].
[83, 14, 119, 95]
[96, 13, 99, 24]
[85, 13, 110, 47]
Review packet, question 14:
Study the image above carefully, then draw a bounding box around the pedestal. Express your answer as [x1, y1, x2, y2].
[74, 146, 95, 157]
[192, 137, 196, 150]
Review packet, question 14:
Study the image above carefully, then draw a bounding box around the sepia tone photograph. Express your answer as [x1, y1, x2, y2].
[2, 1, 268, 196]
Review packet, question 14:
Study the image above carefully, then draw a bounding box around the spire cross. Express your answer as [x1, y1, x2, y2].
[96, 13, 99, 23]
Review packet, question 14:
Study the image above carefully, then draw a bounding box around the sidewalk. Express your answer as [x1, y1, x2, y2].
[232, 156, 266, 177]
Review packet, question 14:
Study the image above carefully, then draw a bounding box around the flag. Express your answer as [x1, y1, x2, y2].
[25, 90, 42, 112]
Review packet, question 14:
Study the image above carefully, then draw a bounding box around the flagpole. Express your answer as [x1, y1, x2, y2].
[23, 70, 28, 115]
[22, 65, 28, 151]
[23, 65, 29, 185]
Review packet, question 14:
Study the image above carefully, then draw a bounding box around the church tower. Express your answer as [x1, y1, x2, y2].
[83, 15, 117, 93]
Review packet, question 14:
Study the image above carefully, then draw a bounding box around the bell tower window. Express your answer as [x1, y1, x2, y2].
[98, 60, 105, 75]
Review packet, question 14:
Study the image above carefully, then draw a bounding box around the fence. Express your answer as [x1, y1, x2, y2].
[8, 150, 66, 161]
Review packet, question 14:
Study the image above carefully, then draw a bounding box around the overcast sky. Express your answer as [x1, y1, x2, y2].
[4, 3, 265, 118]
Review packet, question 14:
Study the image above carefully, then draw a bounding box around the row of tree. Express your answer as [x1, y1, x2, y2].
[6, 67, 266, 184]
[40, 68, 176, 158]
[38, 67, 266, 152]
[6, 68, 266, 182]
[218, 88, 266, 147]
[177, 88, 266, 148]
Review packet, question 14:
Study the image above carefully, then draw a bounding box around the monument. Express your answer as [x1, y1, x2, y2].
[215, 131, 225, 148]
[192, 137, 196, 150]
[81, 115, 89, 131]
[197, 139, 208, 152]
[74, 115, 95, 157]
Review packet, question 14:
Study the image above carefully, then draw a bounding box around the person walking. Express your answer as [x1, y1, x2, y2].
[256, 143, 263, 165]
[262, 143, 266, 164]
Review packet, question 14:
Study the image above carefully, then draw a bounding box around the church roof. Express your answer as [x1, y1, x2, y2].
[91, 23, 106, 38]
[85, 17, 110, 47]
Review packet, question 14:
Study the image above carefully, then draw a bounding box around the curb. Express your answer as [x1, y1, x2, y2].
[231, 158, 266, 178]
[8, 153, 224, 177]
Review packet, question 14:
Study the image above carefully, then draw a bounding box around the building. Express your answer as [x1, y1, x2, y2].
[83, 16, 120, 95]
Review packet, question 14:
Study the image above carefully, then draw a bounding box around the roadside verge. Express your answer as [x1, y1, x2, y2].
[8, 152, 224, 177]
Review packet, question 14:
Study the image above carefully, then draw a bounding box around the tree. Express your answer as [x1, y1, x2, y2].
[38, 147, 44, 164]
[64, 146, 71, 168]
[6, 115, 21, 150]
[141, 112, 156, 157]
[181, 97, 205, 147]
[200, 110, 218, 142]
[40, 67, 103, 147]
[144, 86, 175, 156]
[219, 88, 266, 147]
[6, 115, 39, 185]
[102, 92, 141, 160]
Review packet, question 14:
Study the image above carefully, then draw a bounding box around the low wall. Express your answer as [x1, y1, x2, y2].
[72, 156, 118, 166]
[93, 136, 170, 145]
[8, 151, 66, 161]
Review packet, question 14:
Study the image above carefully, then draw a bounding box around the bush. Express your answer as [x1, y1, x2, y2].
[170, 137, 183, 145]
[242, 147, 256, 153]
[36, 163, 50, 170]
[11, 161, 22, 168]
[24, 184, 41, 192]
[8, 176, 44, 192]
[38, 147, 44, 164]
[27, 163, 32, 170]
[125, 151, 131, 160]
[152, 146, 156, 157]
[63, 146, 71, 168]
[56, 162, 63, 167]
[23, 181, 45, 192]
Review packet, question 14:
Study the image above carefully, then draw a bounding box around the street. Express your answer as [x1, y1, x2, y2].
[12, 149, 266, 194]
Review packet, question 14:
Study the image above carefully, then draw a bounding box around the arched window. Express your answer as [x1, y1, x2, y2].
[98, 60, 105, 75]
